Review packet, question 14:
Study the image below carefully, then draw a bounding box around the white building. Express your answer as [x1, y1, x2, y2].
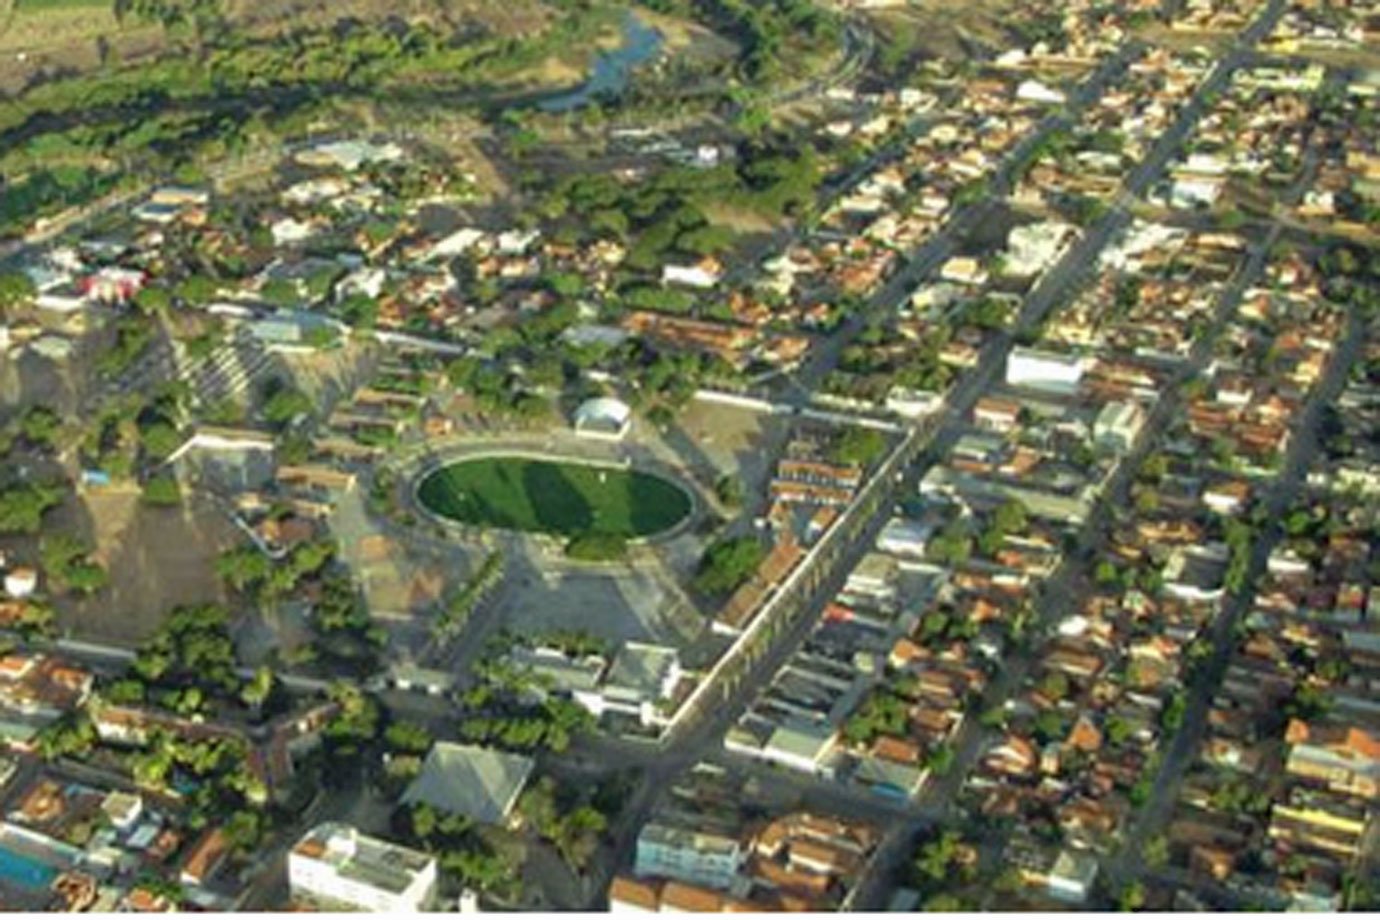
[288, 823, 437, 913]
[885, 386, 944, 420]
[761, 721, 839, 777]
[1169, 176, 1224, 209]
[661, 263, 721, 289]
[875, 518, 933, 560]
[573, 643, 681, 727]
[2, 567, 37, 599]
[1004, 347, 1087, 395]
[633, 822, 743, 891]
[573, 398, 632, 440]
[1092, 400, 1146, 453]
[1005, 221, 1076, 277]
[1015, 79, 1066, 104]
[845, 552, 899, 603]
[1046, 848, 1099, 903]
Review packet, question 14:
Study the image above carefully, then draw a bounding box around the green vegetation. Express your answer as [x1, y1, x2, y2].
[435, 551, 504, 641]
[538, 146, 820, 271]
[96, 317, 156, 379]
[417, 457, 690, 539]
[637, 0, 841, 83]
[260, 380, 313, 428]
[18, 406, 63, 451]
[321, 681, 382, 761]
[830, 322, 954, 403]
[457, 658, 595, 754]
[830, 427, 886, 467]
[0, 273, 37, 308]
[403, 803, 522, 900]
[565, 532, 629, 561]
[218, 535, 381, 670]
[131, 603, 241, 698]
[843, 686, 911, 746]
[714, 474, 744, 508]
[693, 534, 765, 595]
[39, 534, 108, 595]
[0, 480, 65, 534]
[517, 776, 609, 871]
[141, 473, 182, 506]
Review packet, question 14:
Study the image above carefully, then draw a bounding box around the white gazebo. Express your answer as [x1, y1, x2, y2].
[573, 397, 632, 441]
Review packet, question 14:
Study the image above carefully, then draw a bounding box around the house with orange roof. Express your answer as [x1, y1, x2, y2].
[1283, 720, 1380, 799]
[179, 828, 230, 888]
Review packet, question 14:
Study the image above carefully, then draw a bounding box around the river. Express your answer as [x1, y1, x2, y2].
[537, 13, 665, 114]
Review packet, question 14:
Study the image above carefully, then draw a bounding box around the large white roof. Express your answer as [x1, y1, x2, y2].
[574, 397, 632, 428]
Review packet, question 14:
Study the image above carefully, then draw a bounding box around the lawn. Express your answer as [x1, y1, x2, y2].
[417, 457, 691, 539]
[15, 0, 109, 8]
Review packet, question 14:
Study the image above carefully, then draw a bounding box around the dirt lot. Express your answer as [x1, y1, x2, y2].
[866, 0, 1019, 64]
[52, 487, 238, 643]
[658, 398, 791, 509]
[223, 0, 552, 39]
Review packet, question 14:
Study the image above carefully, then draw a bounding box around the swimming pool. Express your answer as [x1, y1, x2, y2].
[0, 844, 59, 890]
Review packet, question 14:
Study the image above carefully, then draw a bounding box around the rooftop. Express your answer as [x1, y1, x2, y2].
[401, 743, 535, 824]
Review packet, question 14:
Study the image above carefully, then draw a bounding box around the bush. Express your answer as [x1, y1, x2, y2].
[831, 427, 886, 466]
[142, 474, 181, 506]
[565, 533, 628, 561]
[694, 536, 765, 594]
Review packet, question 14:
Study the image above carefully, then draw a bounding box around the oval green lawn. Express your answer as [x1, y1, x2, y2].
[417, 457, 691, 538]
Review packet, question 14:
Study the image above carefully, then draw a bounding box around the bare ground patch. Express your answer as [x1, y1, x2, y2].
[53, 489, 238, 643]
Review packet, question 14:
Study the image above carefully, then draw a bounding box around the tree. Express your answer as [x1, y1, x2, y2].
[240, 666, 274, 710]
[925, 744, 956, 775]
[0, 271, 36, 308]
[914, 830, 963, 883]
[216, 545, 271, 592]
[139, 421, 183, 460]
[565, 533, 627, 561]
[323, 682, 381, 752]
[40, 534, 107, 596]
[134, 287, 173, 314]
[260, 278, 299, 308]
[0, 481, 64, 534]
[262, 384, 312, 427]
[222, 810, 263, 854]
[923, 893, 965, 912]
[693, 536, 766, 595]
[1143, 834, 1170, 869]
[384, 721, 433, 755]
[105, 677, 146, 704]
[927, 522, 973, 568]
[35, 714, 96, 761]
[714, 475, 743, 508]
[1161, 690, 1187, 731]
[142, 474, 182, 506]
[410, 803, 438, 841]
[1118, 881, 1147, 912]
[993, 500, 1028, 535]
[1095, 560, 1121, 586]
[831, 427, 887, 467]
[19, 406, 62, 450]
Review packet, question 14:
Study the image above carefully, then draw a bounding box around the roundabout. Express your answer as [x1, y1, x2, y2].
[414, 454, 693, 541]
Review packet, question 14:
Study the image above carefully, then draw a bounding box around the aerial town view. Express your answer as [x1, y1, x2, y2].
[0, 0, 1377, 914]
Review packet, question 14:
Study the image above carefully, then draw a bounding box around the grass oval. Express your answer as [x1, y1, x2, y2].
[417, 456, 692, 539]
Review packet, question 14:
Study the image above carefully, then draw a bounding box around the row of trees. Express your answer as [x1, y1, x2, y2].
[456, 659, 595, 754]
[435, 551, 504, 640]
[693, 535, 765, 595]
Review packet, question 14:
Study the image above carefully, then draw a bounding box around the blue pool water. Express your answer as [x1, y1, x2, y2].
[0, 844, 59, 890]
